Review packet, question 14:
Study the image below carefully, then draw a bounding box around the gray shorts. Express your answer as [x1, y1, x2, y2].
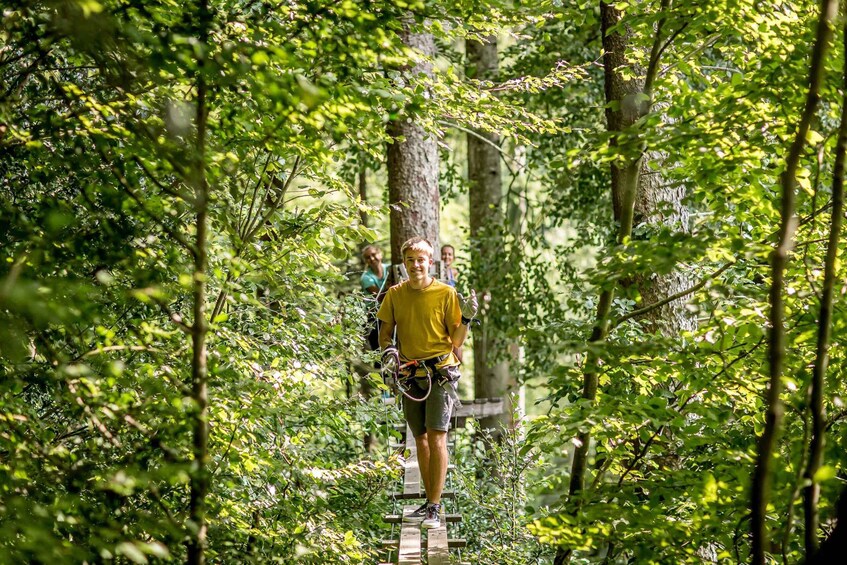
[403, 368, 460, 437]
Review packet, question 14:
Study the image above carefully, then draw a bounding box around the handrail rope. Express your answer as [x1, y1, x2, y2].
[451, 406, 460, 543]
[367, 285, 405, 563]
[374, 312, 403, 542]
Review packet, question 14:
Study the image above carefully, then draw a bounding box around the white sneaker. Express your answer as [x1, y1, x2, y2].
[403, 501, 429, 523]
[421, 503, 441, 529]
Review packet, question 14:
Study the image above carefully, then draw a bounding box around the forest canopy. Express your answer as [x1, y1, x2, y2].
[2, 0, 847, 563]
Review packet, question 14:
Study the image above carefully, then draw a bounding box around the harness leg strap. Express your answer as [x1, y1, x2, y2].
[445, 382, 462, 408]
[438, 376, 462, 408]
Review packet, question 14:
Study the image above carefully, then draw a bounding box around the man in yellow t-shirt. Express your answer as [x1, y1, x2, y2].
[378, 237, 477, 530]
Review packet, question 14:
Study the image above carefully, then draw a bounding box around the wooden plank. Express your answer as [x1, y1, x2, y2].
[390, 441, 454, 450]
[426, 506, 450, 565]
[454, 398, 506, 419]
[448, 539, 467, 548]
[389, 491, 455, 500]
[383, 514, 462, 524]
[398, 504, 422, 565]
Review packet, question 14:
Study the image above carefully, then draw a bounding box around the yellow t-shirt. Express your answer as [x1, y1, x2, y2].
[377, 279, 461, 367]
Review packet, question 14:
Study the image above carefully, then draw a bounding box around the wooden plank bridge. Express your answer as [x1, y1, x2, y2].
[378, 398, 505, 565]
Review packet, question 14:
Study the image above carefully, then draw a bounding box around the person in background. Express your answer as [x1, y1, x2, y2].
[378, 237, 477, 529]
[440, 244, 463, 361]
[440, 244, 458, 287]
[360, 245, 389, 351]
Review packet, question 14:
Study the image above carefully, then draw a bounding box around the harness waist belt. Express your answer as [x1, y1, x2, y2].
[402, 353, 462, 409]
[422, 353, 450, 369]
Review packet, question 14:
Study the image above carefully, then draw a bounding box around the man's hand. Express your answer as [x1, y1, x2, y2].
[458, 289, 478, 321]
[381, 347, 400, 395]
[381, 347, 400, 377]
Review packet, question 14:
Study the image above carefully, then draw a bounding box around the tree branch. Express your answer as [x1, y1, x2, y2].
[803, 14, 847, 553]
[132, 155, 193, 202]
[643, 0, 672, 97]
[613, 261, 733, 327]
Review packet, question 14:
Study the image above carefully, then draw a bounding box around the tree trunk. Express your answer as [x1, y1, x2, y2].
[466, 36, 514, 435]
[568, 0, 649, 495]
[632, 159, 696, 333]
[751, 1, 836, 562]
[802, 7, 846, 557]
[602, 3, 645, 230]
[387, 27, 439, 267]
[602, 0, 695, 335]
[556, 3, 670, 563]
[187, 1, 211, 562]
[359, 162, 369, 229]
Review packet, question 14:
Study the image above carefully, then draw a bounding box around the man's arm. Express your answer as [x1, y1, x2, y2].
[364, 284, 379, 295]
[450, 289, 477, 348]
[450, 321, 470, 349]
[361, 272, 382, 296]
[379, 320, 395, 350]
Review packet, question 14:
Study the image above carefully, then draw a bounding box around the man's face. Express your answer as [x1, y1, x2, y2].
[404, 249, 432, 282]
[363, 248, 382, 270]
[441, 247, 454, 266]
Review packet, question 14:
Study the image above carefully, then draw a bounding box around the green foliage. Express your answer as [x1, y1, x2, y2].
[4, 0, 847, 563]
[453, 414, 555, 564]
[512, 0, 847, 562]
[0, 0, 418, 561]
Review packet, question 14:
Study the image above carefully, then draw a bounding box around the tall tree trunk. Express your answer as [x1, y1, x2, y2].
[466, 36, 514, 435]
[802, 10, 847, 557]
[387, 26, 439, 266]
[359, 162, 369, 229]
[603, 0, 694, 334]
[750, 1, 836, 563]
[632, 159, 696, 333]
[556, 3, 669, 563]
[567, 0, 649, 501]
[357, 161, 376, 452]
[187, 0, 211, 562]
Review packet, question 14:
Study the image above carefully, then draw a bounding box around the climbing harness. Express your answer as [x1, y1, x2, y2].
[381, 347, 461, 405]
[381, 347, 433, 402]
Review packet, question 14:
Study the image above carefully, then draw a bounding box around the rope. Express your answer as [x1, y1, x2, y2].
[381, 348, 433, 402]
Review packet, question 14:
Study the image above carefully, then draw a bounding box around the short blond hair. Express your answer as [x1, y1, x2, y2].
[401, 237, 434, 260]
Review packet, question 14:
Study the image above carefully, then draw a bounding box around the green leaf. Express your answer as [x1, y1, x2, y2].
[806, 129, 824, 145]
[115, 542, 148, 564]
[814, 466, 837, 482]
